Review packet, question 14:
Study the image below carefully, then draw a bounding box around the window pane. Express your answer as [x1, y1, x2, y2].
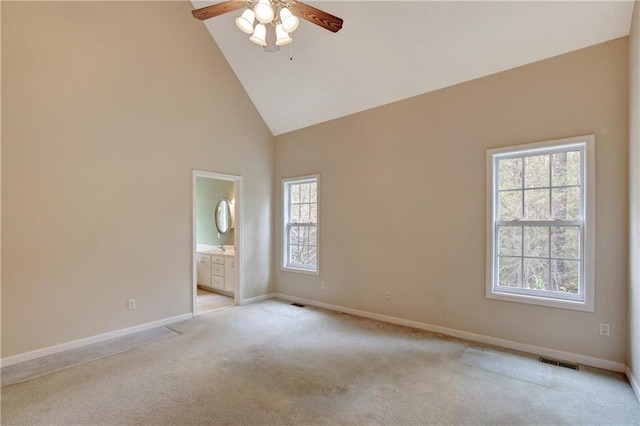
[551, 260, 579, 294]
[551, 226, 580, 260]
[551, 187, 580, 220]
[290, 204, 300, 223]
[552, 151, 580, 187]
[300, 183, 309, 203]
[300, 203, 310, 223]
[498, 226, 522, 256]
[284, 177, 319, 272]
[291, 184, 300, 204]
[309, 226, 317, 246]
[310, 182, 317, 202]
[489, 141, 589, 307]
[310, 203, 317, 223]
[299, 226, 308, 244]
[498, 158, 522, 190]
[524, 189, 550, 220]
[524, 226, 549, 258]
[525, 155, 550, 188]
[498, 256, 522, 288]
[289, 226, 299, 245]
[309, 247, 317, 265]
[498, 190, 522, 220]
[290, 245, 300, 264]
[300, 246, 309, 264]
[523, 258, 549, 291]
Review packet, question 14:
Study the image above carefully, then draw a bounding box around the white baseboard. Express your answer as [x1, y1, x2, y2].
[627, 366, 640, 403]
[0, 313, 193, 368]
[241, 293, 274, 305]
[274, 293, 627, 373]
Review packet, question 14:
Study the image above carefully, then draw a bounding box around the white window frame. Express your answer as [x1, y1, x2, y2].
[282, 175, 320, 275]
[486, 135, 595, 312]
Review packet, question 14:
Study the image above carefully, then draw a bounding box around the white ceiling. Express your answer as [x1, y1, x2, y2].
[191, 1, 634, 135]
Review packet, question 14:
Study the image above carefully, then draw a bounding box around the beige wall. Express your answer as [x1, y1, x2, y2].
[1, 2, 274, 358]
[275, 38, 629, 363]
[629, 2, 640, 390]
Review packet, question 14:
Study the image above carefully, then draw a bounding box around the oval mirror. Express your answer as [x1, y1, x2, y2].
[214, 198, 232, 234]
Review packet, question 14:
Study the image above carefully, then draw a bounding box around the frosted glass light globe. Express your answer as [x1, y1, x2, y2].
[249, 23, 267, 46]
[275, 24, 292, 46]
[254, 0, 274, 24]
[235, 9, 255, 34]
[280, 8, 299, 33]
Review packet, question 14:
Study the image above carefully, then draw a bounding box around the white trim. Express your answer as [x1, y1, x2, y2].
[0, 313, 192, 368]
[242, 293, 275, 304]
[273, 293, 625, 373]
[626, 366, 640, 403]
[281, 174, 320, 275]
[485, 291, 593, 311]
[281, 264, 319, 276]
[234, 179, 245, 305]
[485, 134, 596, 312]
[192, 170, 244, 311]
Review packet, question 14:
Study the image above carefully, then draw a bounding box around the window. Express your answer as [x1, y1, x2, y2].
[486, 135, 595, 311]
[282, 175, 319, 274]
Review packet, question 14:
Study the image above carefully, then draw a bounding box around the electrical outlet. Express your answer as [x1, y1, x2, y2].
[599, 322, 610, 336]
[128, 299, 136, 310]
[321, 281, 326, 290]
[384, 291, 390, 300]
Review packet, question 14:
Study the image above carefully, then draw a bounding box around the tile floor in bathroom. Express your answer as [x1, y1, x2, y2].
[197, 288, 234, 314]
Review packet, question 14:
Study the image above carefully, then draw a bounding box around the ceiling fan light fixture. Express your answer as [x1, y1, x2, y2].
[235, 8, 255, 34]
[275, 24, 292, 46]
[279, 7, 299, 33]
[191, 1, 343, 52]
[249, 23, 267, 46]
[254, 0, 275, 24]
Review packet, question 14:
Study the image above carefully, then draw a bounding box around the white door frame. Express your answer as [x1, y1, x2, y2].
[192, 170, 244, 316]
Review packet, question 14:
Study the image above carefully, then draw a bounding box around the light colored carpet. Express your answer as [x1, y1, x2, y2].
[1, 298, 639, 425]
[1, 326, 179, 387]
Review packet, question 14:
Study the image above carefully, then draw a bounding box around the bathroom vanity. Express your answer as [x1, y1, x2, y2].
[196, 196, 236, 295]
[196, 245, 235, 294]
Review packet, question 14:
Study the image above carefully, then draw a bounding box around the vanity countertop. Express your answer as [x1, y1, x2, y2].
[196, 244, 235, 257]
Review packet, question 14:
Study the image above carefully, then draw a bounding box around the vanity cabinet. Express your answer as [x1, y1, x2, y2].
[197, 255, 211, 287]
[224, 257, 235, 292]
[210, 255, 225, 290]
[197, 251, 235, 294]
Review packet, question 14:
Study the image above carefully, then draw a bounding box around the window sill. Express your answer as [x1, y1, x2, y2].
[282, 265, 319, 276]
[486, 289, 594, 312]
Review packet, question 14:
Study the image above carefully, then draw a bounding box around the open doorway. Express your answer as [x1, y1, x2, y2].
[192, 170, 243, 316]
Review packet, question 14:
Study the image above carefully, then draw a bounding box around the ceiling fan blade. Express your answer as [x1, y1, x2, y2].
[290, 1, 343, 33]
[192, 1, 247, 21]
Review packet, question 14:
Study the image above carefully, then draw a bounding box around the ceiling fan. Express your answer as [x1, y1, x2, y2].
[192, 0, 343, 52]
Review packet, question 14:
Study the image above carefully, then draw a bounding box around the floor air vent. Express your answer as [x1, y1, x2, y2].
[539, 356, 579, 370]
[291, 303, 306, 308]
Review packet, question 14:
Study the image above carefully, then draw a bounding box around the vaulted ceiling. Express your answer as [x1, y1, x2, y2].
[191, 1, 634, 135]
